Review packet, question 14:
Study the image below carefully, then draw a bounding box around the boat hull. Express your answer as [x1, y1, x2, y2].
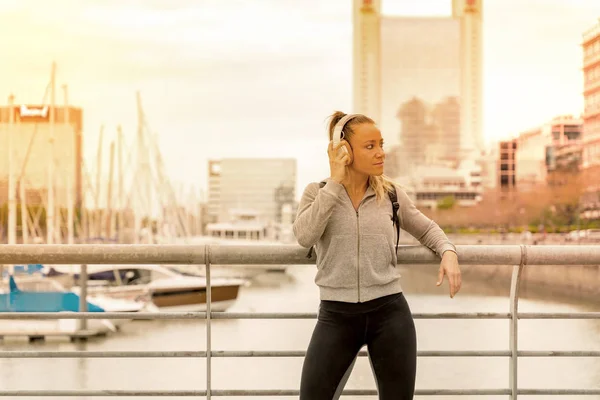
[150, 284, 240, 312]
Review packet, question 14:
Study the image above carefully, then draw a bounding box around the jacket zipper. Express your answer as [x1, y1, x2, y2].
[356, 210, 360, 302]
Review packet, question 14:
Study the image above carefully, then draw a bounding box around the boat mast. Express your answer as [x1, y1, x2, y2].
[63, 83, 74, 244]
[46, 62, 56, 244]
[7, 93, 16, 249]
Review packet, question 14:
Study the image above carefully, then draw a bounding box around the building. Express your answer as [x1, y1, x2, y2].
[0, 103, 83, 209]
[582, 20, 600, 218]
[453, 0, 484, 154]
[355, 0, 484, 172]
[515, 116, 583, 189]
[545, 116, 583, 185]
[515, 126, 549, 190]
[498, 138, 517, 192]
[206, 158, 296, 224]
[207, 160, 221, 224]
[406, 164, 482, 209]
[381, 17, 460, 173]
[583, 20, 600, 172]
[499, 116, 583, 193]
[353, 0, 382, 123]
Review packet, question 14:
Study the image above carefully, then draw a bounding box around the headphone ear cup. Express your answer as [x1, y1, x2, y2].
[344, 143, 353, 165]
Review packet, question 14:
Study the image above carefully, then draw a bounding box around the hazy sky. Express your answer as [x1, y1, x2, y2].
[1, 0, 599, 201]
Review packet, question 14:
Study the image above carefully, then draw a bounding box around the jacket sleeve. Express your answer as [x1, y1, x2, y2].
[292, 180, 346, 248]
[395, 186, 457, 258]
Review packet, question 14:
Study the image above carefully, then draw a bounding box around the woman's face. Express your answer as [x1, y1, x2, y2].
[347, 123, 385, 176]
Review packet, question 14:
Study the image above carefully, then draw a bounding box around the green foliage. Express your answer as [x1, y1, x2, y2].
[437, 196, 456, 210]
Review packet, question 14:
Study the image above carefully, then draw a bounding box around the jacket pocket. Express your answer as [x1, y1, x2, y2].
[315, 234, 356, 288]
[359, 234, 398, 287]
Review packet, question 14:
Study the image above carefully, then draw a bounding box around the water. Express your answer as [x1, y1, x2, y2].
[0, 264, 599, 399]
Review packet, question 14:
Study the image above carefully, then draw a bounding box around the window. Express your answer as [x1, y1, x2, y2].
[552, 131, 560, 141]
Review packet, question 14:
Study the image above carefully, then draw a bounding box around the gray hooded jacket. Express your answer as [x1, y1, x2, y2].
[293, 179, 457, 303]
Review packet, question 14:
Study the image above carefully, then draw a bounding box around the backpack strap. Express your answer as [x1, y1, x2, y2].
[387, 187, 400, 253]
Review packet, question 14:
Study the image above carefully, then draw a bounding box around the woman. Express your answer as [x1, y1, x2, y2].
[293, 111, 461, 399]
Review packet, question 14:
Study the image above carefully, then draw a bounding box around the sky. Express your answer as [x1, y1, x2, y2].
[1, 0, 599, 202]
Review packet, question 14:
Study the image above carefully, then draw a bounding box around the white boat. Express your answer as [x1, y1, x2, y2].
[48, 264, 246, 312]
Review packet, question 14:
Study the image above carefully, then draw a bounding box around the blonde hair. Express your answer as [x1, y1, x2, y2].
[328, 111, 398, 203]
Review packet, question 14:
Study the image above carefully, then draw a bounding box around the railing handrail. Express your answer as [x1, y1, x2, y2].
[0, 243, 599, 265]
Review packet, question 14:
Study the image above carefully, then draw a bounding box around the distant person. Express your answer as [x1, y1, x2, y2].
[293, 111, 461, 399]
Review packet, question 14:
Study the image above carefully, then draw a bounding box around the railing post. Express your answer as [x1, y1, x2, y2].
[205, 245, 212, 399]
[509, 245, 527, 400]
[78, 263, 88, 331]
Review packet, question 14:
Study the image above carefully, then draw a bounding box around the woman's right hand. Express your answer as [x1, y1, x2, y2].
[328, 140, 352, 184]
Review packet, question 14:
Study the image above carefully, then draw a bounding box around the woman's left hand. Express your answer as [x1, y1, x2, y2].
[436, 251, 461, 298]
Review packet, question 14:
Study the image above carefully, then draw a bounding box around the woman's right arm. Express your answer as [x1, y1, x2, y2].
[292, 180, 345, 248]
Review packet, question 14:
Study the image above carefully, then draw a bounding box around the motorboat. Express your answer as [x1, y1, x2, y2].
[47, 264, 246, 312]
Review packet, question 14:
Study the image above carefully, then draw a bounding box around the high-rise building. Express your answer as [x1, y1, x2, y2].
[582, 20, 600, 178]
[581, 20, 600, 220]
[0, 103, 83, 208]
[206, 158, 296, 224]
[354, 0, 484, 172]
[353, 0, 382, 123]
[381, 16, 460, 171]
[453, 0, 484, 154]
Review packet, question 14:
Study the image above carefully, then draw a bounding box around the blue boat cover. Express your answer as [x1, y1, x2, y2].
[0, 276, 105, 312]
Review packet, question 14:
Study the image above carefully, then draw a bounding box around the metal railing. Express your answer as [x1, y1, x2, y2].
[0, 244, 599, 398]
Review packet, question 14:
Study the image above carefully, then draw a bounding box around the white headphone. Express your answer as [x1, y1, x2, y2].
[332, 113, 359, 155]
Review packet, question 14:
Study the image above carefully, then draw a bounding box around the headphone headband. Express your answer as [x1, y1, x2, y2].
[332, 113, 360, 145]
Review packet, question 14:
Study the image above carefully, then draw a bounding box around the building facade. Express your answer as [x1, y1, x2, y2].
[355, 0, 484, 174]
[582, 20, 600, 209]
[206, 158, 296, 224]
[0, 104, 83, 208]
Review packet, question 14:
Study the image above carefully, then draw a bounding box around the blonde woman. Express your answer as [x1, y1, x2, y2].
[293, 111, 461, 399]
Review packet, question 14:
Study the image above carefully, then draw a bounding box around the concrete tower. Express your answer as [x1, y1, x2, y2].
[353, 0, 382, 123]
[453, 0, 484, 155]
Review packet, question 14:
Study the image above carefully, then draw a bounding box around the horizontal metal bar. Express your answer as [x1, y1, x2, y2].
[3, 389, 600, 396]
[0, 351, 207, 358]
[518, 389, 600, 395]
[1, 244, 600, 265]
[519, 312, 600, 319]
[0, 244, 207, 265]
[0, 389, 514, 396]
[212, 350, 512, 358]
[3, 349, 597, 359]
[2, 311, 599, 320]
[212, 312, 315, 319]
[518, 351, 600, 357]
[0, 312, 510, 320]
[214, 312, 511, 320]
[412, 312, 511, 319]
[0, 312, 203, 320]
[214, 389, 513, 396]
[0, 390, 206, 397]
[0, 350, 512, 358]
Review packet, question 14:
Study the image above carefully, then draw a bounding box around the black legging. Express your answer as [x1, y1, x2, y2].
[300, 292, 417, 400]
